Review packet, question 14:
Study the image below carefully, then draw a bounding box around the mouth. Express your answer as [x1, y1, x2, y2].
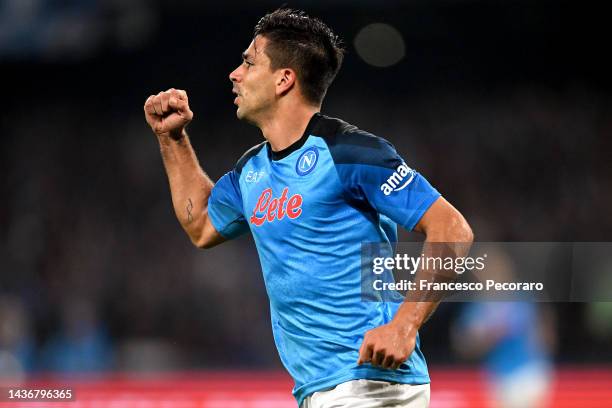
[232, 89, 241, 105]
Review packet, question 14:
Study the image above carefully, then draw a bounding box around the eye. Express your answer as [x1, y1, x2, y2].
[243, 60, 254, 68]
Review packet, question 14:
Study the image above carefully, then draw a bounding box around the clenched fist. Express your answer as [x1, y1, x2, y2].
[357, 321, 417, 370]
[144, 88, 193, 139]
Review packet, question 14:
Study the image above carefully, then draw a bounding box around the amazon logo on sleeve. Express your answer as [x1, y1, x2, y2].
[380, 162, 416, 196]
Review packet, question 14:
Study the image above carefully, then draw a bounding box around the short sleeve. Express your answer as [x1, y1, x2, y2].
[208, 170, 250, 239]
[332, 133, 440, 231]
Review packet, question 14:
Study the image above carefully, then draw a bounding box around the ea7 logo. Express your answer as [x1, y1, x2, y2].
[380, 162, 416, 196]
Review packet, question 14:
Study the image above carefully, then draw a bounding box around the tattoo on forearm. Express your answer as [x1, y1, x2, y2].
[187, 198, 194, 222]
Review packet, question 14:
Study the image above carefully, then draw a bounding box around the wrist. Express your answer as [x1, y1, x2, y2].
[168, 128, 186, 141]
[389, 316, 419, 337]
[391, 304, 427, 335]
[157, 128, 187, 145]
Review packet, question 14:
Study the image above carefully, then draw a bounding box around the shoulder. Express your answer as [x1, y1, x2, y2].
[234, 141, 267, 175]
[312, 114, 401, 168]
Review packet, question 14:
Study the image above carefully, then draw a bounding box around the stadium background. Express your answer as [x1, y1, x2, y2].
[1, 0, 611, 406]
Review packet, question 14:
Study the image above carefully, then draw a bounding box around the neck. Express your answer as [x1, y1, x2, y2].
[258, 103, 320, 152]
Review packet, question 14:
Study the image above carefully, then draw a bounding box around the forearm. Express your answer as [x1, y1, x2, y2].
[392, 213, 474, 333]
[157, 130, 213, 244]
[357, 224, 472, 369]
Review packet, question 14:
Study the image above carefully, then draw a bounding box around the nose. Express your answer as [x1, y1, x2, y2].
[229, 65, 241, 83]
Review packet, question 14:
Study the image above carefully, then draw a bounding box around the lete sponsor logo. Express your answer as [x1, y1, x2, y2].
[380, 162, 416, 196]
[250, 187, 303, 226]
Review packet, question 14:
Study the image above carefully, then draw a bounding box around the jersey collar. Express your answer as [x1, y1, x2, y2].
[269, 112, 322, 161]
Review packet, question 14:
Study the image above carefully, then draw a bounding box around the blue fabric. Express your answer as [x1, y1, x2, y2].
[207, 169, 250, 239]
[208, 115, 440, 406]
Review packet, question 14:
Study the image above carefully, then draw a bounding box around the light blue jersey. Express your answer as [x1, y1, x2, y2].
[208, 113, 440, 405]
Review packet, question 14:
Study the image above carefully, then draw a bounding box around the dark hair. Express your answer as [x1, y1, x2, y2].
[254, 8, 345, 106]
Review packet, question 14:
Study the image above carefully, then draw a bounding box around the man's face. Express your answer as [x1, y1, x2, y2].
[229, 35, 277, 124]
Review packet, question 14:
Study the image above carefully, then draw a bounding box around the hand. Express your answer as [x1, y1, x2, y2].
[144, 88, 193, 139]
[357, 321, 417, 370]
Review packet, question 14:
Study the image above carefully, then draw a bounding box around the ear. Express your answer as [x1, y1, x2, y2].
[275, 68, 297, 96]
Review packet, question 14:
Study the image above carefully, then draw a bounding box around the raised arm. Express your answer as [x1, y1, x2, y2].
[144, 88, 225, 249]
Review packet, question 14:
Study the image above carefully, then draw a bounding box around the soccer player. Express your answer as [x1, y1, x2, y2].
[144, 8, 472, 408]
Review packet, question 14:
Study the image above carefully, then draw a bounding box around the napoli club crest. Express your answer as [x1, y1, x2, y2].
[296, 147, 319, 176]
